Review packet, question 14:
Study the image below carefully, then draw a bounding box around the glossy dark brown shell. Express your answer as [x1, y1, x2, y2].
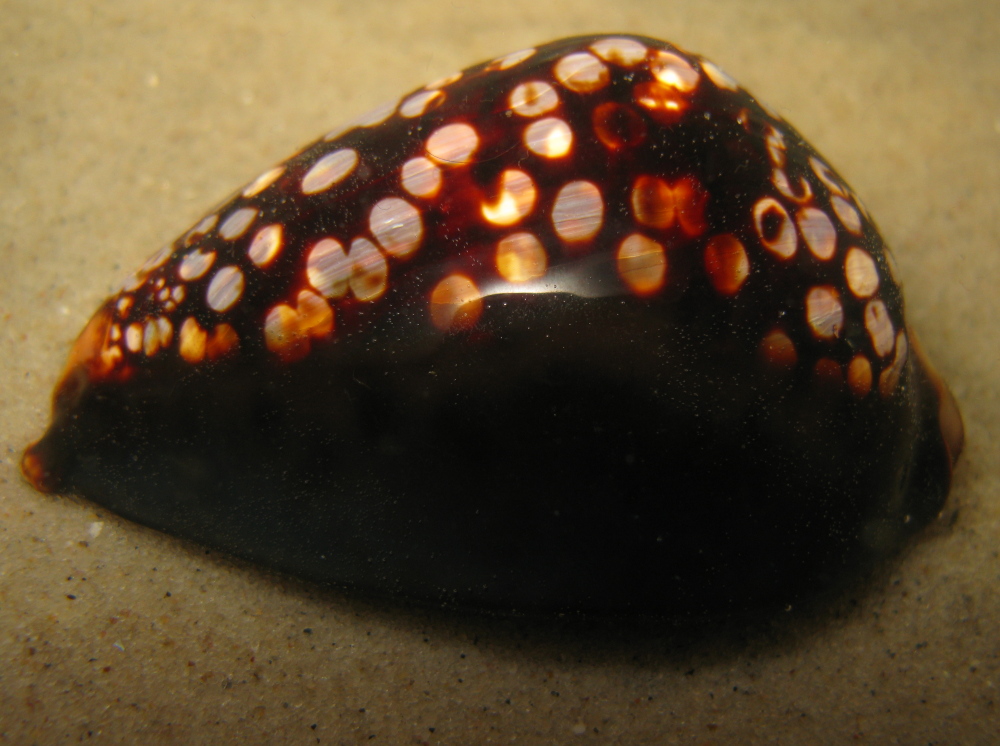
[22, 35, 963, 616]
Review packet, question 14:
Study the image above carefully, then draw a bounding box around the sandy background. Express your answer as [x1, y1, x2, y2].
[1, 0, 997, 743]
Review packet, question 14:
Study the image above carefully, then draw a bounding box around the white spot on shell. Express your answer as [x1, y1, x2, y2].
[401, 157, 442, 199]
[772, 169, 813, 203]
[426, 123, 479, 165]
[495, 232, 547, 283]
[247, 224, 284, 267]
[369, 197, 423, 258]
[701, 59, 738, 90]
[809, 156, 849, 197]
[425, 71, 462, 90]
[206, 266, 244, 312]
[589, 37, 648, 67]
[140, 245, 172, 273]
[524, 117, 573, 158]
[805, 286, 844, 339]
[301, 148, 358, 195]
[218, 207, 258, 240]
[649, 51, 699, 92]
[844, 247, 880, 298]
[125, 323, 143, 352]
[797, 207, 837, 260]
[178, 249, 216, 281]
[325, 100, 396, 139]
[491, 48, 536, 70]
[865, 300, 895, 357]
[509, 81, 559, 117]
[552, 181, 603, 243]
[243, 166, 284, 197]
[400, 90, 444, 118]
[831, 195, 863, 235]
[554, 53, 609, 93]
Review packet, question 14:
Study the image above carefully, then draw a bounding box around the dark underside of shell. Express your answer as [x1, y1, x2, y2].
[27, 291, 954, 617]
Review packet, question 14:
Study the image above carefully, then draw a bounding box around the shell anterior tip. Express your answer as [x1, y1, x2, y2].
[20, 442, 59, 494]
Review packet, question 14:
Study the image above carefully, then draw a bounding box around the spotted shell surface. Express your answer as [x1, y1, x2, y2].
[22, 35, 963, 616]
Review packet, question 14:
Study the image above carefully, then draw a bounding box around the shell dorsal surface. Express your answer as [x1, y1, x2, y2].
[22, 35, 962, 617]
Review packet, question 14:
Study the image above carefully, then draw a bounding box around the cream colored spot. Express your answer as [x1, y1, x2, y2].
[156, 316, 174, 347]
[301, 148, 358, 194]
[430, 274, 483, 331]
[482, 170, 537, 226]
[797, 207, 837, 260]
[704, 234, 749, 296]
[766, 127, 786, 168]
[554, 52, 610, 93]
[701, 59, 738, 91]
[243, 166, 284, 197]
[143, 319, 161, 356]
[171, 285, 185, 303]
[760, 329, 797, 369]
[179, 317, 207, 363]
[247, 224, 284, 267]
[805, 286, 844, 339]
[524, 117, 573, 158]
[206, 266, 244, 312]
[865, 300, 895, 357]
[552, 181, 603, 243]
[617, 234, 667, 296]
[125, 323, 143, 353]
[496, 232, 547, 283]
[116, 296, 134, 318]
[178, 249, 216, 281]
[879, 331, 908, 396]
[772, 169, 813, 203]
[219, 207, 258, 240]
[185, 214, 218, 246]
[809, 156, 849, 198]
[847, 355, 873, 397]
[400, 89, 444, 118]
[649, 50, 700, 93]
[426, 123, 479, 165]
[753, 197, 797, 259]
[589, 37, 647, 66]
[140, 245, 172, 273]
[264, 290, 334, 362]
[324, 100, 396, 139]
[509, 81, 559, 117]
[110, 324, 122, 342]
[844, 247, 880, 298]
[401, 157, 442, 199]
[307, 237, 388, 301]
[425, 71, 462, 90]
[831, 195, 862, 234]
[145, 317, 173, 357]
[491, 48, 536, 71]
[370, 197, 423, 258]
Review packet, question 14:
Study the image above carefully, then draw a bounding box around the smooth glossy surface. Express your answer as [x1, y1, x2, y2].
[22, 35, 963, 616]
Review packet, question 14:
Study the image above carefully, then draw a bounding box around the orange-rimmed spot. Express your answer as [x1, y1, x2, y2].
[703, 234, 749, 296]
[430, 274, 483, 331]
[616, 234, 667, 296]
